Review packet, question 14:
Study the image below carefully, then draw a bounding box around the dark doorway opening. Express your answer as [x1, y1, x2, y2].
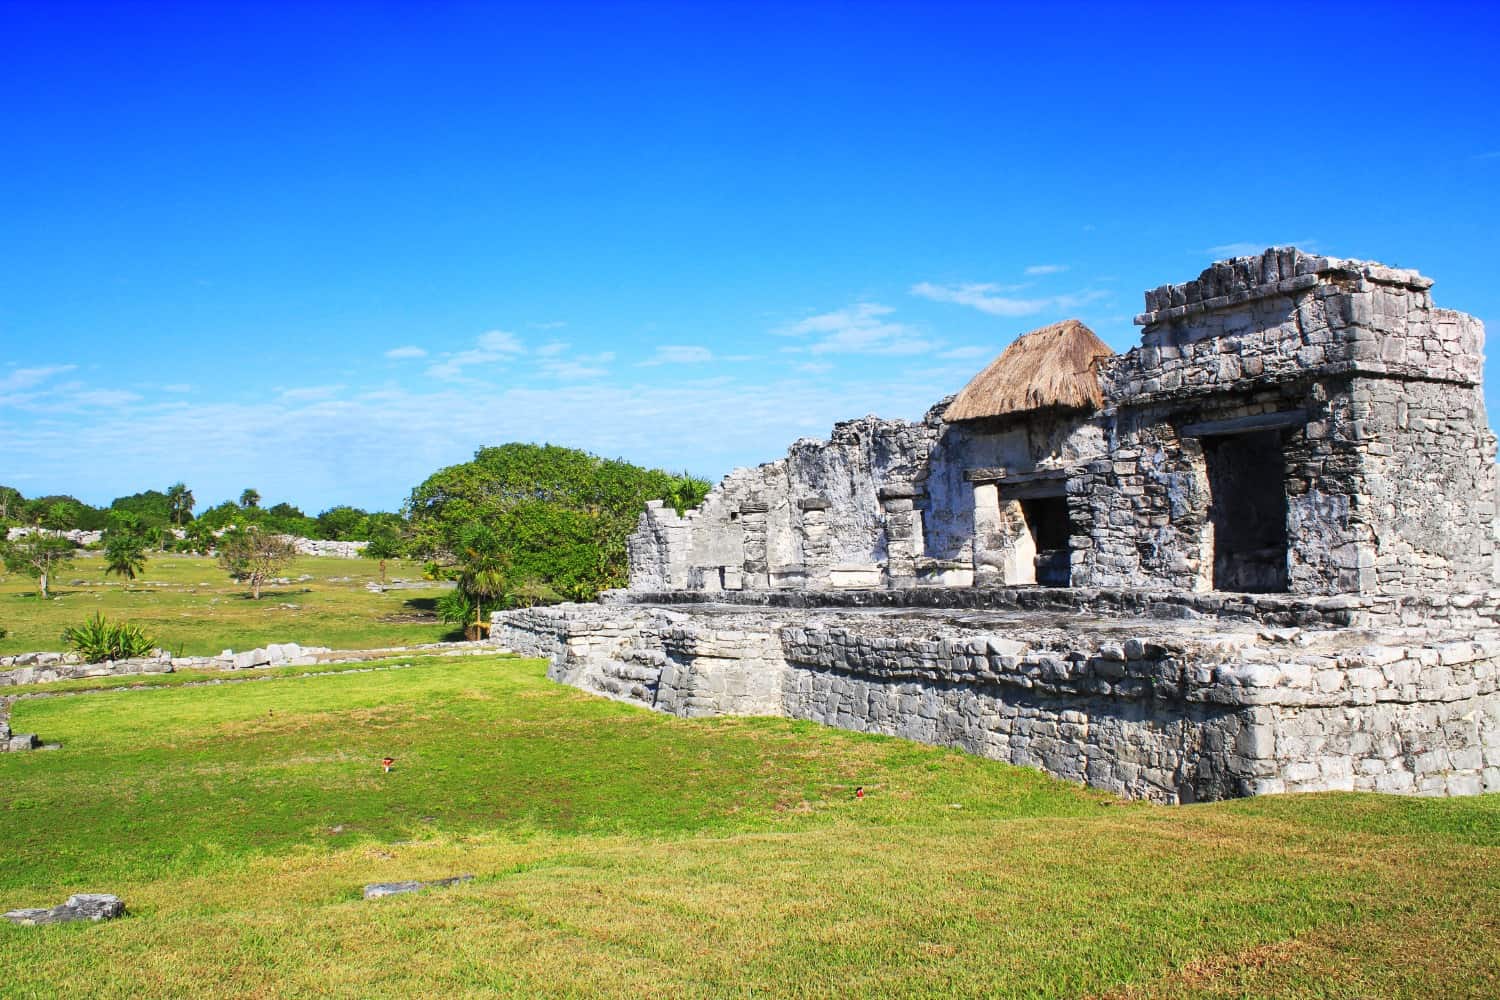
[1020, 494, 1071, 587]
[1202, 429, 1289, 592]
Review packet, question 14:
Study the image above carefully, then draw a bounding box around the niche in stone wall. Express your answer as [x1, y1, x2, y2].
[1202, 429, 1289, 592]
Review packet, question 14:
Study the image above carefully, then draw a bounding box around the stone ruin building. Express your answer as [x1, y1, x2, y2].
[497, 248, 1500, 803]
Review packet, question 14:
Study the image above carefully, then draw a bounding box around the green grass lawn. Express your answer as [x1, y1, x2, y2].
[1, 655, 1495, 998]
[0, 551, 455, 656]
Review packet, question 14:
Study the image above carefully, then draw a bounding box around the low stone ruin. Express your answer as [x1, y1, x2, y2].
[3, 894, 125, 926]
[497, 248, 1500, 802]
[362, 875, 474, 899]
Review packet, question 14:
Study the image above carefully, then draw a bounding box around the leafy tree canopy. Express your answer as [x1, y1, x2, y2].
[110, 490, 172, 528]
[405, 443, 710, 606]
[22, 495, 109, 531]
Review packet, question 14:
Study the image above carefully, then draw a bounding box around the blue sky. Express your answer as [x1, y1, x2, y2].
[3, 2, 1498, 513]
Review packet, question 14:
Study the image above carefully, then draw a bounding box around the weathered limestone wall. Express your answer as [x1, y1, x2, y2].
[1355, 377, 1497, 593]
[630, 414, 942, 592]
[1071, 250, 1495, 597]
[497, 601, 1500, 802]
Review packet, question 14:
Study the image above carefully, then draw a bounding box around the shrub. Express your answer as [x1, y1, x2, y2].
[61, 613, 159, 663]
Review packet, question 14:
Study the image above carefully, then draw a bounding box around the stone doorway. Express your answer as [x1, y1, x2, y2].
[1202, 429, 1289, 592]
[1019, 494, 1071, 586]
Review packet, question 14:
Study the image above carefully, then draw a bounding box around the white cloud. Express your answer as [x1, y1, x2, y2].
[162, 383, 193, 393]
[538, 351, 614, 382]
[910, 282, 1108, 318]
[0, 366, 967, 511]
[937, 345, 991, 360]
[71, 389, 143, 407]
[476, 330, 524, 354]
[795, 362, 834, 374]
[0, 365, 76, 394]
[778, 303, 936, 356]
[1024, 264, 1068, 276]
[640, 345, 714, 366]
[528, 320, 567, 330]
[278, 385, 346, 402]
[384, 346, 427, 359]
[426, 329, 527, 381]
[535, 341, 569, 357]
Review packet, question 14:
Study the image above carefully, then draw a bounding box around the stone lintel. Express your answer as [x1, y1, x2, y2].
[797, 498, 832, 511]
[877, 484, 923, 501]
[965, 466, 1072, 485]
[1179, 409, 1308, 438]
[739, 501, 770, 515]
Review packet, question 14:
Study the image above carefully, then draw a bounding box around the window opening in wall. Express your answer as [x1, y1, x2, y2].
[1201, 429, 1289, 592]
[1019, 494, 1071, 587]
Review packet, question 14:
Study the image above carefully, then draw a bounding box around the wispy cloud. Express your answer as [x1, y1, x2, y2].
[535, 341, 569, 357]
[1473, 151, 1500, 161]
[1205, 239, 1319, 258]
[910, 282, 1107, 318]
[640, 345, 714, 366]
[1024, 264, 1068, 276]
[278, 385, 346, 402]
[162, 383, 193, 393]
[72, 389, 143, 407]
[937, 345, 991, 360]
[426, 329, 526, 381]
[538, 351, 614, 382]
[0, 365, 76, 394]
[778, 303, 936, 355]
[384, 346, 427, 360]
[528, 320, 567, 330]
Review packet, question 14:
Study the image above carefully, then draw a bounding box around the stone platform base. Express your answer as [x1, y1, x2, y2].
[495, 596, 1500, 803]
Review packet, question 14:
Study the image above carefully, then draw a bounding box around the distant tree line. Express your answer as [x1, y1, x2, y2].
[0, 482, 406, 551]
[2, 443, 711, 610]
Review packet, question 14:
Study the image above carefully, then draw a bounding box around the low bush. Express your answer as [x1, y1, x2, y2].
[60, 613, 159, 663]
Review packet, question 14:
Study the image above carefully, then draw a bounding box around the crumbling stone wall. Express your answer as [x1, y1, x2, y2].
[496, 599, 1500, 802]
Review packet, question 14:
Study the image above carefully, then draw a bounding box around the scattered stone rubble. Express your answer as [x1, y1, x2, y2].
[0, 638, 505, 751]
[3, 894, 125, 926]
[3, 527, 367, 558]
[499, 248, 1500, 802]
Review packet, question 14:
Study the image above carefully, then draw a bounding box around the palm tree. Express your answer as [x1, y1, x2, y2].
[103, 518, 149, 582]
[455, 524, 509, 636]
[166, 482, 195, 527]
[239, 488, 261, 509]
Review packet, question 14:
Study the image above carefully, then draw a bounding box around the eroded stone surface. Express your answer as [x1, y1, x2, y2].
[4, 894, 125, 925]
[363, 875, 474, 899]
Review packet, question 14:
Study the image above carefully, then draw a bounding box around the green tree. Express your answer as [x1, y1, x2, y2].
[102, 513, 150, 581]
[216, 524, 295, 599]
[404, 443, 711, 605]
[24, 495, 108, 530]
[166, 482, 195, 527]
[316, 505, 368, 540]
[2, 532, 77, 598]
[452, 523, 510, 634]
[0, 485, 23, 524]
[182, 519, 218, 555]
[239, 488, 261, 509]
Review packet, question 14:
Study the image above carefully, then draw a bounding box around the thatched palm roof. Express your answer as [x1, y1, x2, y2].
[943, 319, 1113, 423]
